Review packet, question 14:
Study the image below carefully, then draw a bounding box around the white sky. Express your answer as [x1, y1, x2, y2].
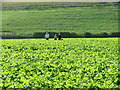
[2, 0, 120, 2]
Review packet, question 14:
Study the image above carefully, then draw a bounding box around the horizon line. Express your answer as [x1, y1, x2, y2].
[2, 0, 120, 2]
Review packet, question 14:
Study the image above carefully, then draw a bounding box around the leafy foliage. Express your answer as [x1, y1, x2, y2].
[1, 38, 119, 88]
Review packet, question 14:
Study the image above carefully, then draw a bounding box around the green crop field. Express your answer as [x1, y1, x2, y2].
[1, 38, 119, 88]
[2, 2, 118, 38]
[1, 2, 119, 88]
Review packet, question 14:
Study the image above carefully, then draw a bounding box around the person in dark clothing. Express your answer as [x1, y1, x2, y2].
[58, 33, 61, 40]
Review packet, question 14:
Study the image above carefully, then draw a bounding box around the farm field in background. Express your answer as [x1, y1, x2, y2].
[2, 2, 118, 38]
[1, 38, 119, 88]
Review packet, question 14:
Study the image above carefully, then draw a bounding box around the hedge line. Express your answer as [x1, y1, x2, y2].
[1, 32, 120, 39]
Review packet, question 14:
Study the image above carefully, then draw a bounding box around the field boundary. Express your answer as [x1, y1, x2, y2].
[1, 32, 120, 39]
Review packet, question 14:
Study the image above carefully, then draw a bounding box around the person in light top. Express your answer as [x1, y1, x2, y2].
[54, 34, 57, 40]
[45, 32, 50, 40]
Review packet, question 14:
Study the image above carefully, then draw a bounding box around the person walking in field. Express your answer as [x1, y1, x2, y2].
[58, 33, 62, 40]
[54, 34, 57, 40]
[45, 32, 50, 40]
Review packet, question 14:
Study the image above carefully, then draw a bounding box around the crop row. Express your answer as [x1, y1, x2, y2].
[1, 38, 119, 88]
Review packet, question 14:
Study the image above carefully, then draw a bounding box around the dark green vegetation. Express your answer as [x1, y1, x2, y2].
[2, 2, 119, 38]
[1, 38, 119, 88]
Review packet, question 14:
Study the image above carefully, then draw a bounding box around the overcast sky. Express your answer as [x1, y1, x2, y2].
[2, 0, 120, 2]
